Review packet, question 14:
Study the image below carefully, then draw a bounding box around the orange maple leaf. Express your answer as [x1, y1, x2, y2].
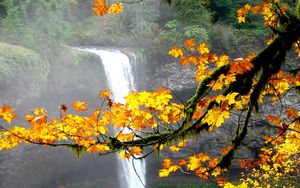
[178, 159, 187, 166]
[162, 158, 173, 169]
[230, 58, 253, 74]
[184, 38, 196, 48]
[129, 146, 142, 156]
[216, 177, 228, 186]
[266, 114, 282, 126]
[93, 0, 108, 16]
[286, 107, 298, 119]
[238, 159, 254, 168]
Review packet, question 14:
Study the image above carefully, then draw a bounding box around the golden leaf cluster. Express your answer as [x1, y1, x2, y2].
[93, 0, 123, 16]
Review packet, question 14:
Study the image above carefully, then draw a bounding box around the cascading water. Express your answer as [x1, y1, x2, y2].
[75, 47, 146, 188]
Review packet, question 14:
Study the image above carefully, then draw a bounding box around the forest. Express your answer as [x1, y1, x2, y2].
[0, 0, 299, 187]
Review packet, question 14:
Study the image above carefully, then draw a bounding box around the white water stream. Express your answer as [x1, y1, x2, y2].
[75, 47, 146, 188]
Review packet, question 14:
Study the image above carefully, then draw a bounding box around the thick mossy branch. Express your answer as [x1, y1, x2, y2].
[216, 17, 300, 169]
[184, 64, 230, 122]
[108, 16, 300, 154]
[224, 16, 300, 96]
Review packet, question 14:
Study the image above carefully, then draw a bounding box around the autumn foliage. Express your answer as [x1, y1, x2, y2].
[1, 0, 300, 187]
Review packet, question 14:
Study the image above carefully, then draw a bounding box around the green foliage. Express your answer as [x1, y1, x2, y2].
[184, 26, 208, 42]
[0, 0, 36, 48]
[0, 0, 74, 50]
[164, 20, 178, 31]
[297, 0, 300, 19]
[0, 42, 49, 78]
[0, 0, 7, 19]
[208, 0, 262, 25]
[0, 0, 272, 77]
[173, 0, 211, 27]
[0, 42, 49, 102]
[208, 0, 233, 23]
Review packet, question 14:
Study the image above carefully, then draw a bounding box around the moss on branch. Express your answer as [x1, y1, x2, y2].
[108, 15, 300, 158]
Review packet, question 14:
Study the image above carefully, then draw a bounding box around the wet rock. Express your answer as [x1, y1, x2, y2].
[151, 62, 197, 91]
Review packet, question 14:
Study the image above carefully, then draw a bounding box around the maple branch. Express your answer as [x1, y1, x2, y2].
[106, 14, 300, 161]
[131, 158, 146, 188]
[184, 64, 230, 122]
[0, 125, 75, 147]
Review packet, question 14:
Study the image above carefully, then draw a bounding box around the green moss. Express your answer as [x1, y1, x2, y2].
[0, 42, 50, 101]
[0, 42, 49, 78]
[68, 48, 102, 66]
[297, 0, 300, 19]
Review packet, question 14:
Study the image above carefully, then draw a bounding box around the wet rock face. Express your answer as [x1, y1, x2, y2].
[151, 62, 197, 91]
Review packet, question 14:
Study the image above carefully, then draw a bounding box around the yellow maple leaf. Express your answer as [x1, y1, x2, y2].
[178, 140, 187, 147]
[225, 73, 236, 85]
[169, 145, 180, 152]
[108, 3, 123, 15]
[198, 43, 209, 54]
[34, 108, 47, 116]
[212, 167, 222, 177]
[216, 55, 230, 67]
[168, 47, 184, 58]
[168, 165, 179, 172]
[119, 150, 131, 160]
[226, 92, 239, 105]
[237, 16, 246, 23]
[116, 133, 135, 141]
[153, 143, 164, 150]
[97, 126, 106, 134]
[273, 81, 289, 94]
[158, 169, 170, 177]
[0, 104, 16, 124]
[99, 90, 112, 99]
[244, 4, 251, 10]
[187, 156, 200, 171]
[203, 107, 230, 131]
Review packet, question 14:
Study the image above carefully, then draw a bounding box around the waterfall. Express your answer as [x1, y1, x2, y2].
[74, 47, 146, 188]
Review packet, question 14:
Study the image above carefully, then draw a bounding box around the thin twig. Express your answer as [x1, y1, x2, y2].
[132, 158, 146, 188]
